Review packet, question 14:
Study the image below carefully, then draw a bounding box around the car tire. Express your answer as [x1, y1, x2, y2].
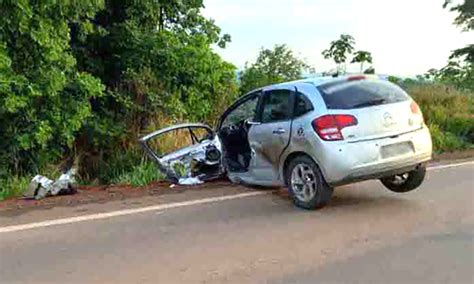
[286, 155, 333, 210]
[380, 165, 426, 193]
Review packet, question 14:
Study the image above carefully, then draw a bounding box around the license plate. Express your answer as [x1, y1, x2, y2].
[381, 142, 414, 158]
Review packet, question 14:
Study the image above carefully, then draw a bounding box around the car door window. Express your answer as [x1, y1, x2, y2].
[294, 92, 314, 117]
[189, 127, 214, 143]
[221, 94, 259, 127]
[261, 89, 292, 123]
[144, 126, 213, 157]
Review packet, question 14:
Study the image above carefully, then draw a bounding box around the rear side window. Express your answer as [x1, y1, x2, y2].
[294, 92, 314, 117]
[317, 80, 409, 110]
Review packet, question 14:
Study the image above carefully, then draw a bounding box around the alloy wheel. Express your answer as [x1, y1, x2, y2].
[290, 163, 318, 202]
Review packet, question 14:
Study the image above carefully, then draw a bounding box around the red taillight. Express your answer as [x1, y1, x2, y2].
[410, 101, 420, 115]
[348, 75, 366, 81]
[312, 115, 358, 141]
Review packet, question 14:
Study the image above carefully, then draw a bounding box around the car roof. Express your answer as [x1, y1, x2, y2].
[263, 74, 383, 90]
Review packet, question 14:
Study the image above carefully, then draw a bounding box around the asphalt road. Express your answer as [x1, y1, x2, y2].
[1, 162, 473, 283]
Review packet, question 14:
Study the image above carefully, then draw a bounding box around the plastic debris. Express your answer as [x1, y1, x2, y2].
[178, 177, 203, 185]
[24, 168, 77, 200]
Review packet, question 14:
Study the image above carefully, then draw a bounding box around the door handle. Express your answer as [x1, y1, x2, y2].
[272, 128, 286, 135]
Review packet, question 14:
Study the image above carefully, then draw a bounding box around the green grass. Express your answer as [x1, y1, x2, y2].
[0, 175, 30, 201]
[407, 84, 474, 152]
[110, 160, 164, 187]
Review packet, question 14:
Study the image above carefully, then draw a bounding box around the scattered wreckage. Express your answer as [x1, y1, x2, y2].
[139, 124, 225, 185]
[24, 169, 77, 200]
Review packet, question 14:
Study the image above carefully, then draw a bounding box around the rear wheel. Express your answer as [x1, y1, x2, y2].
[380, 165, 426, 193]
[286, 156, 333, 210]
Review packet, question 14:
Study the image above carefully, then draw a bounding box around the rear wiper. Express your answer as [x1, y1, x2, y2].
[351, 98, 386, 108]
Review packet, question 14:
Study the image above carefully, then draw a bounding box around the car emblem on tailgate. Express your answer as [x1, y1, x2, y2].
[383, 112, 396, 127]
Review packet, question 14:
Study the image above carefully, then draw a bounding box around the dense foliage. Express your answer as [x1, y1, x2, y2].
[400, 81, 473, 152]
[0, 0, 238, 186]
[0, 0, 106, 176]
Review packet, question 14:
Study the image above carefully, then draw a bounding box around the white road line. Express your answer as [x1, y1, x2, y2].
[428, 160, 474, 171]
[1, 160, 472, 234]
[0, 191, 268, 234]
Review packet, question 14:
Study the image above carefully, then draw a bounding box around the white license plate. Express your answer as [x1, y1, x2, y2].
[381, 142, 414, 158]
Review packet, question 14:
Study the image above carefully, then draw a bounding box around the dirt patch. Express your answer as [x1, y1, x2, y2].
[0, 179, 234, 214]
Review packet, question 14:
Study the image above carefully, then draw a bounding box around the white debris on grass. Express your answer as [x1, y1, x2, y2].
[25, 175, 54, 200]
[24, 168, 77, 200]
[178, 177, 203, 185]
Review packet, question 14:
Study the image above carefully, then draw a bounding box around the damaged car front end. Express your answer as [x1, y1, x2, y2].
[139, 123, 224, 184]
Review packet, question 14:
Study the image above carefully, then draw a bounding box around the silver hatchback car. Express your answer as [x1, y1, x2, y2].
[140, 75, 432, 209]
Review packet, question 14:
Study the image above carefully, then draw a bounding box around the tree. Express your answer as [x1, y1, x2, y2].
[438, 1, 474, 90]
[351, 50, 373, 73]
[0, 1, 105, 175]
[322, 34, 355, 74]
[436, 60, 474, 90]
[443, 0, 473, 64]
[239, 44, 311, 94]
[424, 68, 439, 80]
[443, 0, 473, 31]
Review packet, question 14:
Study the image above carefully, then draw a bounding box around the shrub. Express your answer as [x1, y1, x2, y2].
[407, 84, 473, 152]
[0, 176, 30, 201]
[110, 160, 163, 187]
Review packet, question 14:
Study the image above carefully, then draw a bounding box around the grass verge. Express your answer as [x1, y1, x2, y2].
[407, 84, 473, 152]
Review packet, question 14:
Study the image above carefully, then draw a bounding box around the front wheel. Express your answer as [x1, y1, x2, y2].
[286, 156, 333, 210]
[380, 165, 426, 193]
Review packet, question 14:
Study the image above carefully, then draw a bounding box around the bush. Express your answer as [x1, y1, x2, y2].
[407, 84, 474, 152]
[0, 176, 30, 201]
[110, 161, 163, 187]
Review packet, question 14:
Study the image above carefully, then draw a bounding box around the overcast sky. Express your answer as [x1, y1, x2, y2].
[203, 0, 473, 76]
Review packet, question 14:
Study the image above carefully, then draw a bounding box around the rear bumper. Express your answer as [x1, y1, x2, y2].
[316, 126, 432, 185]
[329, 160, 428, 187]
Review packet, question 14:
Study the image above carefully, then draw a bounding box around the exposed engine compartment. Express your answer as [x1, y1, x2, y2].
[139, 124, 225, 184]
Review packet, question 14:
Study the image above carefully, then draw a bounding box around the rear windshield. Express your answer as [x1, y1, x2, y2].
[317, 80, 409, 110]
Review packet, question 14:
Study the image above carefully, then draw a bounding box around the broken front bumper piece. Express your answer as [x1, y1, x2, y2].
[24, 169, 77, 200]
[139, 123, 225, 184]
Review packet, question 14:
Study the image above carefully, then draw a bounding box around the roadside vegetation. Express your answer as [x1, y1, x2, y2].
[406, 84, 473, 152]
[0, 0, 472, 200]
